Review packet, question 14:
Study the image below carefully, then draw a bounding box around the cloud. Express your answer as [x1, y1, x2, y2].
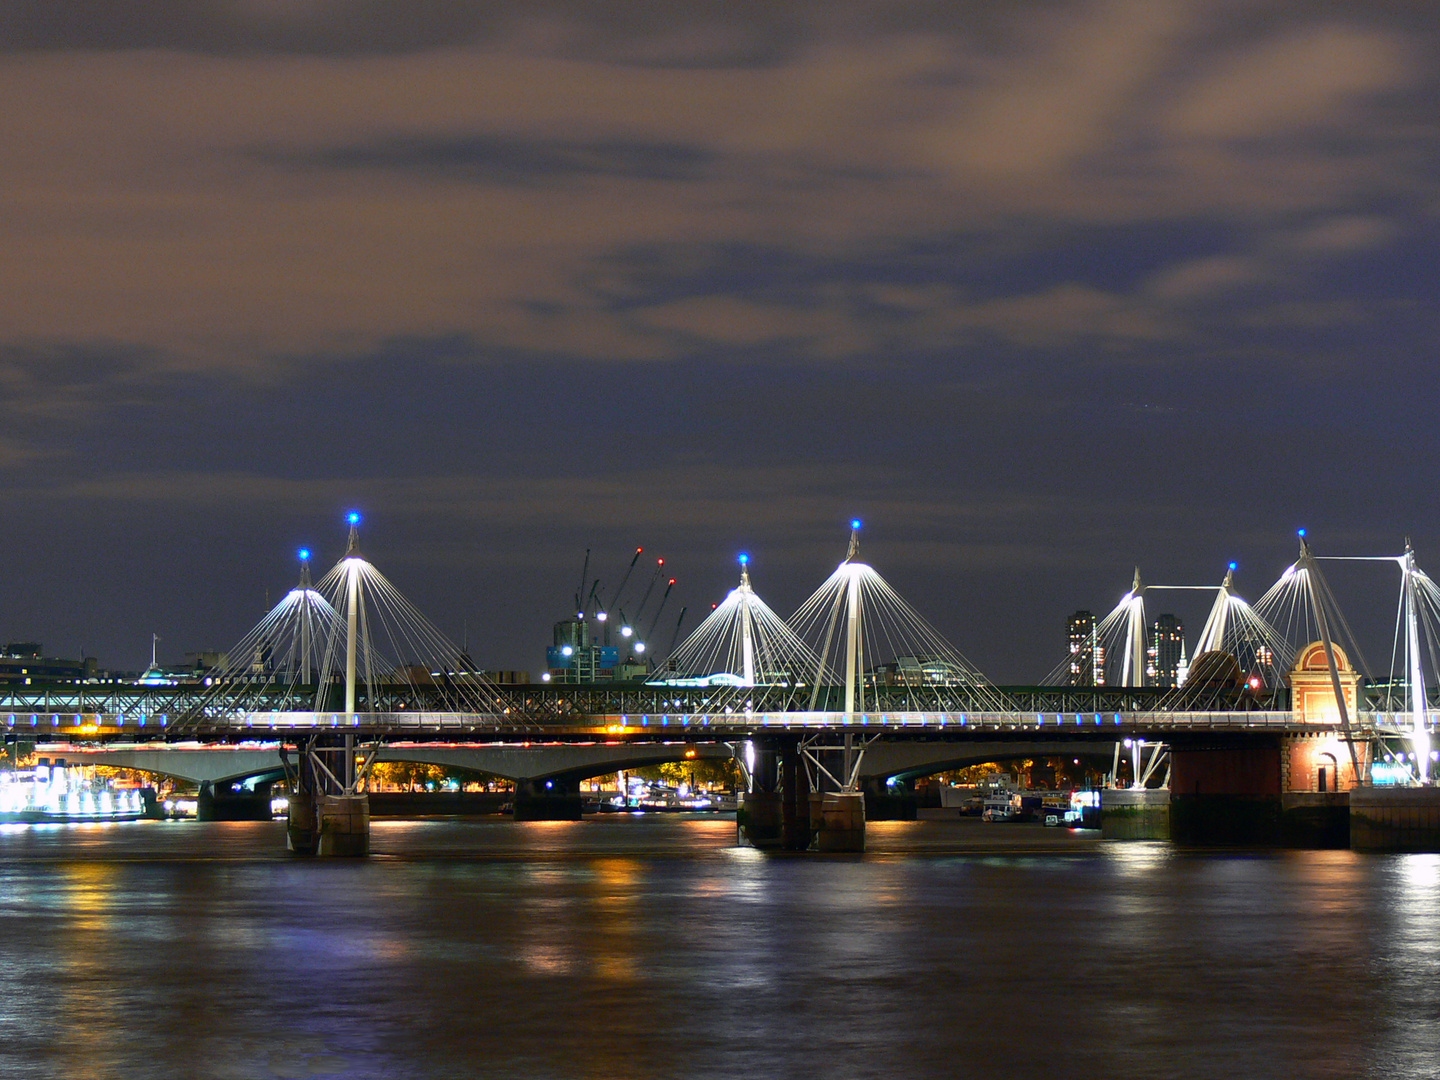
[1284, 215, 1398, 254]
[294, 133, 715, 184]
[0, 2, 1434, 377]
[942, 284, 1174, 347]
[1147, 255, 1267, 302]
[922, 0, 1193, 178]
[1168, 24, 1415, 140]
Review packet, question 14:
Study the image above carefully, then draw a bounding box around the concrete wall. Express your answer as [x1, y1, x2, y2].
[1101, 788, 1170, 840]
[1350, 787, 1440, 852]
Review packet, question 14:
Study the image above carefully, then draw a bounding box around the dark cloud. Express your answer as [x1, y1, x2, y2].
[289, 134, 715, 184]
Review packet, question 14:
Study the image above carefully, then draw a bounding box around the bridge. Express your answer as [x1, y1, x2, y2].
[9, 520, 1440, 853]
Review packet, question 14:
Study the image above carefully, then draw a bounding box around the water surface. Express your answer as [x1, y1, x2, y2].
[0, 818, 1434, 1079]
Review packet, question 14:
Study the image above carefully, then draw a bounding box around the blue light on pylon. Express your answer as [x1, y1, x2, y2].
[1229, 561, 1237, 571]
[851, 519, 862, 530]
[1298, 528, 1306, 538]
[299, 548, 311, 561]
[348, 512, 361, 526]
[739, 553, 749, 565]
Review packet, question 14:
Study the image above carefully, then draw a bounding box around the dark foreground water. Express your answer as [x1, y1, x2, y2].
[0, 817, 1435, 1080]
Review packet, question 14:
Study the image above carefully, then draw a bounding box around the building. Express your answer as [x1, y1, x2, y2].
[1147, 614, 1185, 688]
[545, 618, 621, 683]
[1066, 611, 1104, 686]
[0, 643, 99, 685]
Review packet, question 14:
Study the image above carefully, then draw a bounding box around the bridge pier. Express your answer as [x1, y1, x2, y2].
[780, 743, 813, 850]
[196, 779, 274, 822]
[1169, 736, 1282, 846]
[815, 791, 866, 852]
[316, 794, 370, 857]
[513, 778, 583, 821]
[286, 791, 317, 854]
[283, 737, 370, 857]
[738, 738, 784, 848]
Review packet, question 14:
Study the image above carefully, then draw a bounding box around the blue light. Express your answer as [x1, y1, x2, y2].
[1228, 561, 1237, 571]
[1298, 528, 1306, 537]
[347, 512, 361, 526]
[738, 553, 749, 565]
[298, 548, 310, 561]
[850, 518, 862, 530]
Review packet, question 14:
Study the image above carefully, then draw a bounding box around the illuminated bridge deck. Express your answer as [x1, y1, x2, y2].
[5, 709, 1430, 743]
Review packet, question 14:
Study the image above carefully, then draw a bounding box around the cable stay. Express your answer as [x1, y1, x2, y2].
[787, 521, 1007, 715]
[648, 554, 827, 715]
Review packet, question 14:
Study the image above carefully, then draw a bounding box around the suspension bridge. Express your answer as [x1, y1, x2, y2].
[14, 518, 1440, 854]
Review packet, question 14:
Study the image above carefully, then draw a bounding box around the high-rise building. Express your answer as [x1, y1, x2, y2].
[1066, 610, 1104, 686]
[1147, 613, 1185, 688]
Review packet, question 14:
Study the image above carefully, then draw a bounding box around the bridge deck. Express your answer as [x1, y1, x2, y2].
[4, 708, 1427, 743]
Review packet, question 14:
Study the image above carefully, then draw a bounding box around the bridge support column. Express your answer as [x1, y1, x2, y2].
[780, 742, 812, 850]
[513, 778, 583, 821]
[738, 738, 783, 848]
[316, 794, 370, 857]
[287, 791, 318, 854]
[815, 792, 865, 852]
[1169, 737, 1282, 846]
[196, 780, 274, 822]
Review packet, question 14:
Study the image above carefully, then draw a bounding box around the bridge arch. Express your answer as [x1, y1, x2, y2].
[857, 740, 1112, 783]
[374, 742, 735, 787]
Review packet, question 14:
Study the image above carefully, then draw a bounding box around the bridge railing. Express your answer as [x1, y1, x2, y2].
[632, 710, 1308, 729]
[9, 708, 1419, 737]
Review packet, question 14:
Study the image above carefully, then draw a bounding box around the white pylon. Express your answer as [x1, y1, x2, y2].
[738, 556, 755, 686]
[843, 521, 863, 716]
[792, 520, 1006, 714]
[1194, 564, 1237, 657]
[650, 553, 826, 706]
[1401, 540, 1431, 783]
[1120, 568, 1146, 688]
[343, 513, 363, 718]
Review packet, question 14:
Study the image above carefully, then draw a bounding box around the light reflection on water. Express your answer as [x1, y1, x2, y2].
[0, 818, 1434, 1079]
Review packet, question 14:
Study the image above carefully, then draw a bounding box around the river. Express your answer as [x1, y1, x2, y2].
[0, 816, 1434, 1079]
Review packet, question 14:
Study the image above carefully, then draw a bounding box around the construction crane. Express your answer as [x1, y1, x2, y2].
[635, 577, 677, 659]
[666, 606, 688, 657]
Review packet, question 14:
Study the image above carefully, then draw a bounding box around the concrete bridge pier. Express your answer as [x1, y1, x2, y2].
[284, 738, 370, 857]
[513, 777, 583, 821]
[1169, 736, 1283, 845]
[196, 779, 274, 822]
[805, 737, 866, 852]
[286, 791, 317, 854]
[815, 791, 865, 852]
[780, 742, 813, 850]
[738, 737, 784, 848]
[316, 794, 370, 856]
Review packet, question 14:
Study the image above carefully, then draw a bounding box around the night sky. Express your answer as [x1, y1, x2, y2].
[2, 1, 1437, 681]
